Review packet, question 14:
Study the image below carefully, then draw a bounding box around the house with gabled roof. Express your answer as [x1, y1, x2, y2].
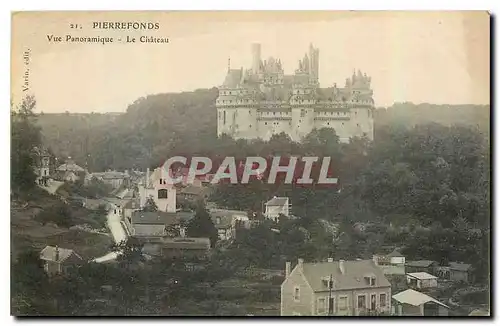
[449, 262, 474, 283]
[39, 245, 83, 276]
[264, 196, 290, 222]
[127, 211, 194, 237]
[406, 272, 438, 289]
[392, 289, 449, 316]
[209, 208, 250, 241]
[405, 260, 438, 275]
[374, 248, 406, 275]
[280, 257, 391, 316]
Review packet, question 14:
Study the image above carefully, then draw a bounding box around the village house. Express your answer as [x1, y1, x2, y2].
[209, 209, 250, 241]
[405, 260, 438, 275]
[392, 289, 449, 316]
[178, 184, 209, 203]
[87, 170, 131, 189]
[122, 198, 140, 221]
[33, 146, 51, 186]
[125, 211, 193, 237]
[373, 248, 406, 275]
[280, 257, 391, 316]
[54, 157, 86, 182]
[406, 272, 438, 289]
[449, 262, 474, 283]
[39, 245, 83, 276]
[264, 196, 291, 222]
[141, 237, 211, 259]
[138, 167, 177, 213]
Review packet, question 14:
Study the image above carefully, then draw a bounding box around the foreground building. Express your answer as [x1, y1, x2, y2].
[141, 237, 211, 259]
[280, 258, 391, 316]
[39, 245, 83, 276]
[392, 289, 449, 316]
[216, 43, 375, 142]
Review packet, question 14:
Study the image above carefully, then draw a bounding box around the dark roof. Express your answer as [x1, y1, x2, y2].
[406, 260, 436, 268]
[131, 211, 179, 226]
[449, 262, 472, 271]
[180, 185, 206, 196]
[300, 259, 391, 292]
[141, 237, 210, 250]
[40, 246, 82, 263]
[388, 250, 403, 258]
[176, 211, 196, 223]
[124, 198, 140, 210]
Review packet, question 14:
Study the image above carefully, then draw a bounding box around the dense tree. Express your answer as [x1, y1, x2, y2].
[11, 96, 42, 195]
[34, 201, 73, 228]
[11, 249, 55, 315]
[186, 203, 218, 247]
[142, 196, 158, 212]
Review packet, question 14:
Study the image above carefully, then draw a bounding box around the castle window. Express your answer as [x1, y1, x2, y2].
[342, 122, 344, 126]
[249, 124, 252, 128]
[273, 112, 276, 116]
[357, 123, 360, 127]
[223, 111, 226, 125]
[158, 189, 168, 199]
[265, 122, 268, 125]
[327, 122, 330, 126]
[249, 110, 251, 114]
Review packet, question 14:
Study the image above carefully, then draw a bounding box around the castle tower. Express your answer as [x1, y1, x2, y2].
[308, 44, 319, 84]
[252, 43, 261, 74]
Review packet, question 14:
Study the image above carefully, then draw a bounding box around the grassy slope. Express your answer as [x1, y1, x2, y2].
[11, 187, 112, 262]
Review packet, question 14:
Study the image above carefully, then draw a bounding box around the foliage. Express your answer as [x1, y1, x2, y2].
[34, 201, 73, 228]
[11, 248, 55, 316]
[142, 196, 158, 212]
[11, 96, 42, 194]
[186, 203, 218, 247]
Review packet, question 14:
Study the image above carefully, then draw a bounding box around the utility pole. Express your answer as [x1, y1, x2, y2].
[328, 274, 333, 316]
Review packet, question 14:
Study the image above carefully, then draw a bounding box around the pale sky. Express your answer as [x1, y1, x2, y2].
[11, 11, 490, 113]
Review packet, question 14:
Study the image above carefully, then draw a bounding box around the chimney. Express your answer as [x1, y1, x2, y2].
[285, 261, 291, 278]
[327, 258, 334, 263]
[372, 255, 379, 266]
[55, 245, 60, 261]
[339, 260, 345, 274]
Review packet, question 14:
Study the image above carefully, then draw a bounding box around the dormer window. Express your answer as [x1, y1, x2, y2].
[364, 276, 376, 286]
[321, 276, 334, 289]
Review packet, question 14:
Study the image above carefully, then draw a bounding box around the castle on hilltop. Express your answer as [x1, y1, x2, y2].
[216, 43, 375, 143]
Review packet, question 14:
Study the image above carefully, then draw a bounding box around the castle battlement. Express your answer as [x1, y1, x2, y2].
[216, 43, 375, 143]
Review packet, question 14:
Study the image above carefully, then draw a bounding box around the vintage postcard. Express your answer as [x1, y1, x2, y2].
[11, 11, 490, 317]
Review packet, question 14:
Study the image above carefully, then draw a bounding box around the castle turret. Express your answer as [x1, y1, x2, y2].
[308, 43, 319, 84]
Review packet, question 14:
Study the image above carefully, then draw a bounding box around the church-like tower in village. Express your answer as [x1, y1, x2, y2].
[216, 43, 375, 143]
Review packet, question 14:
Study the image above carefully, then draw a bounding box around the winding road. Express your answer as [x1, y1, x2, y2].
[92, 204, 129, 263]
